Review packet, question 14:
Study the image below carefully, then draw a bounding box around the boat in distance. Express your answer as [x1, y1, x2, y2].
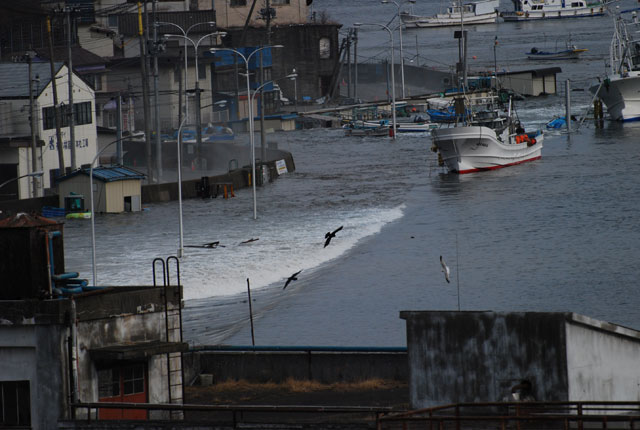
[501, 0, 608, 21]
[526, 45, 588, 60]
[400, 0, 499, 28]
[589, 11, 640, 121]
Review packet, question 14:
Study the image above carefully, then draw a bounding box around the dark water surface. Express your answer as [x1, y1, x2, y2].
[64, 1, 640, 346]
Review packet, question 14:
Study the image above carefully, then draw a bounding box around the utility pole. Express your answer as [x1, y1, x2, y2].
[47, 15, 66, 176]
[152, 0, 162, 181]
[66, 7, 76, 170]
[347, 29, 352, 98]
[138, 2, 153, 182]
[28, 53, 39, 197]
[354, 27, 358, 102]
[116, 92, 123, 165]
[260, 0, 272, 164]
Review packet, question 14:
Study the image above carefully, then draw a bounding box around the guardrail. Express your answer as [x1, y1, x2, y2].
[379, 401, 640, 430]
[72, 402, 396, 426]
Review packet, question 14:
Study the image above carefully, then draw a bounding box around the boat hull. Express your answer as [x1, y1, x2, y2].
[502, 5, 605, 21]
[432, 126, 543, 174]
[590, 72, 640, 122]
[527, 49, 587, 60]
[402, 12, 497, 27]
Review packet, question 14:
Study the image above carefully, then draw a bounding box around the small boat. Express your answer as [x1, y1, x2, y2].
[400, 0, 499, 28]
[363, 119, 437, 132]
[344, 126, 389, 137]
[431, 98, 544, 174]
[589, 11, 640, 121]
[501, 0, 609, 21]
[527, 44, 588, 60]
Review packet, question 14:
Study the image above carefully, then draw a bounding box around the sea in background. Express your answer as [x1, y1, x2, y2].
[63, 0, 640, 346]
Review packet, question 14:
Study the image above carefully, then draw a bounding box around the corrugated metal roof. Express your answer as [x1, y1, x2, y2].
[57, 166, 146, 183]
[0, 62, 62, 99]
[0, 212, 60, 228]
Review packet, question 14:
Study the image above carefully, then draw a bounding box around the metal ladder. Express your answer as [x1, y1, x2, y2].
[153, 256, 184, 420]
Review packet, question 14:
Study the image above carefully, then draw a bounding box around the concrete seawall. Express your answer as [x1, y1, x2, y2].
[184, 346, 408, 386]
[141, 145, 296, 204]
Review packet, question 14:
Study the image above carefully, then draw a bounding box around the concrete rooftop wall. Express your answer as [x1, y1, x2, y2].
[401, 311, 570, 409]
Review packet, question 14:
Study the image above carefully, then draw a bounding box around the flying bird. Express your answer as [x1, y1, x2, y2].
[440, 255, 451, 283]
[283, 270, 302, 290]
[324, 226, 344, 248]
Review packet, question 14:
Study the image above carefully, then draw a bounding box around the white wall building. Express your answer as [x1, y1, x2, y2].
[0, 61, 97, 199]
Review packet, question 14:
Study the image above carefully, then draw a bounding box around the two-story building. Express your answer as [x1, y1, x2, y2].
[0, 61, 97, 200]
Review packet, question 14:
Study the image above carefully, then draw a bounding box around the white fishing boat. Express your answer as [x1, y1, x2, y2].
[363, 120, 437, 132]
[501, 0, 608, 21]
[400, 0, 499, 28]
[431, 99, 544, 174]
[589, 12, 640, 121]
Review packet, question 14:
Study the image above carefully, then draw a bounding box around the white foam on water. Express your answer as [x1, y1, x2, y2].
[180, 204, 406, 300]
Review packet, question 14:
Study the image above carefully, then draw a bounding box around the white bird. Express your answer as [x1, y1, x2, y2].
[440, 255, 451, 283]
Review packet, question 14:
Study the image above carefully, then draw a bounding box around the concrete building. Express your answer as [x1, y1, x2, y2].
[0, 61, 97, 198]
[401, 311, 640, 409]
[0, 213, 186, 428]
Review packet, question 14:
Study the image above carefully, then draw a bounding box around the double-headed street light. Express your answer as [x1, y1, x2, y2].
[381, 0, 416, 99]
[209, 45, 284, 220]
[354, 23, 397, 140]
[164, 28, 226, 165]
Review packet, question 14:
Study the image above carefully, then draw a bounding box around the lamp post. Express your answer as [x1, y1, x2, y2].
[0, 171, 43, 196]
[354, 23, 397, 140]
[381, 0, 415, 99]
[248, 72, 297, 218]
[90, 135, 143, 286]
[156, 21, 216, 127]
[164, 28, 226, 168]
[209, 45, 284, 220]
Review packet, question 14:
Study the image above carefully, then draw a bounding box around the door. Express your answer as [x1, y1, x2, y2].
[98, 363, 148, 420]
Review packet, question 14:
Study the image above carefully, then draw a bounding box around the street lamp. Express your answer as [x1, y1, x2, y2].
[164, 29, 227, 166]
[209, 45, 284, 220]
[0, 171, 43, 195]
[354, 23, 397, 140]
[381, 0, 415, 99]
[156, 21, 216, 125]
[89, 135, 142, 286]
[247, 72, 297, 219]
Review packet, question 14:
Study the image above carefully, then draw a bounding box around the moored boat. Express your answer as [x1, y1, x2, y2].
[400, 0, 499, 28]
[589, 11, 640, 121]
[501, 0, 608, 21]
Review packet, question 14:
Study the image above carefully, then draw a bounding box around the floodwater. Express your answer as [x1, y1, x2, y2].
[64, 0, 640, 346]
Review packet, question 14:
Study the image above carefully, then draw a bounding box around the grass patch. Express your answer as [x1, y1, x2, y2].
[195, 378, 406, 393]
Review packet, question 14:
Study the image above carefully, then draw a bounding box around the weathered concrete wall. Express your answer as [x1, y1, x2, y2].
[0, 300, 71, 430]
[401, 311, 570, 408]
[190, 348, 407, 384]
[566, 315, 640, 402]
[141, 146, 295, 204]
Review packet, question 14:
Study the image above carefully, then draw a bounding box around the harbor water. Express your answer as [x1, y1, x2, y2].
[63, 0, 640, 346]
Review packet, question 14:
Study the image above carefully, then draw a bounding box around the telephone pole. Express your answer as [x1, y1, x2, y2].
[28, 53, 40, 197]
[138, 2, 153, 182]
[66, 6, 77, 170]
[47, 15, 66, 175]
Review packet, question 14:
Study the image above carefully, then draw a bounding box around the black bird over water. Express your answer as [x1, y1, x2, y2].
[283, 270, 302, 290]
[185, 241, 225, 249]
[324, 226, 343, 248]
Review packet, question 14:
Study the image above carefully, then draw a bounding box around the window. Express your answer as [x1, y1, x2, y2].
[272, 0, 290, 4]
[0, 381, 31, 426]
[107, 15, 118, 28]
[230, 0, 247, 6]
[319, 37, 331, 59]
[98, 363, 147, 420]
[198, 63, 206, 80]
[42, 102, 92, 130]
